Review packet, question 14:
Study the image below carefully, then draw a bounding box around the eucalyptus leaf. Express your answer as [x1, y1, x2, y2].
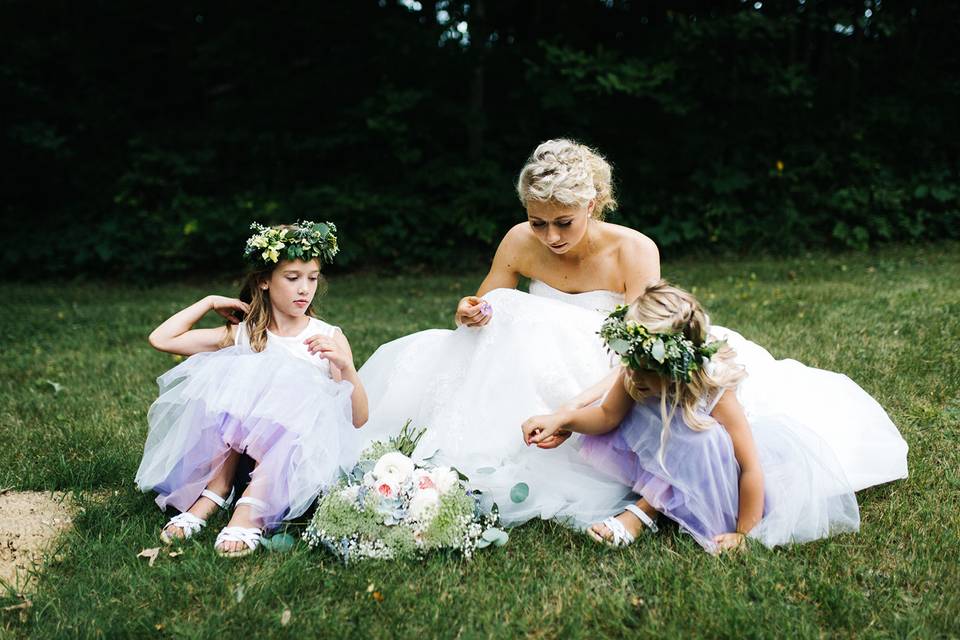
[510, 482, 529, 504]
[481, 527, 509, 546]
[263, 533, 295, 553]
[651, 339, 666, 363]
[607, 338, 631, 355]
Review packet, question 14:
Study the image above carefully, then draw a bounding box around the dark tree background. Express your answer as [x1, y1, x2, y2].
[2, 1, 958, 278]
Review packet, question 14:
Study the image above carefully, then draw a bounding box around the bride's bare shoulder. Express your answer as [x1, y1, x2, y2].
[599, 221, 658, 255]
[502, 222, 538, 244]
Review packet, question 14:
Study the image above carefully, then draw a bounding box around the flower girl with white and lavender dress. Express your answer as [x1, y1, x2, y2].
[523, 281, 863, 552]
[135, 221, 367, 557]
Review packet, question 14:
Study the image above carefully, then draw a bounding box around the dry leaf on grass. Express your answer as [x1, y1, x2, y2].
[280, 609, 292, 626]
[137, 547, 160, 567]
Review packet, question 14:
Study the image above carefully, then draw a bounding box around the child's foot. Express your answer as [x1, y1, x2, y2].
[588, 502, 659, 546]
[214, 497, 265, 557]
[160, 488, 232, 544]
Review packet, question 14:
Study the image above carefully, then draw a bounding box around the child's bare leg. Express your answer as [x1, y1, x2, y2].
[215, 466, 268, 554]
[163, 450, 240, 539]
[590, 498, 658, 542]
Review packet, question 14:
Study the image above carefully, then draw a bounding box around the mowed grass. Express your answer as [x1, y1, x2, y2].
[1, 244, 959, 638]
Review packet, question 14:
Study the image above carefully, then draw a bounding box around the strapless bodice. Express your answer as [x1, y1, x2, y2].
[528, 279, 624, 314]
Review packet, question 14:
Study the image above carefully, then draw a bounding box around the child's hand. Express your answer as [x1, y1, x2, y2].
[209, 296, 249, 324]
[534, 429, 572, 449]
[712, 532, 746, 554]
[305, 333, 355, 374]
[521, 414, 564, 446]
[456, 296, 492, 327]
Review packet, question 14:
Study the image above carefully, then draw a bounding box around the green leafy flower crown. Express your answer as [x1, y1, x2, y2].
[243, 220, 339, 267]
[599, 305, 724, 383]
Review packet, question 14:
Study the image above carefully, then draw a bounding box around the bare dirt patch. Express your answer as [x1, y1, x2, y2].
[0, 491, 73, 589]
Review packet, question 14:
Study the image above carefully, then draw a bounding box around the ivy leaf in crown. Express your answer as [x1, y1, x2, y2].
[243, 220, 339, 267]
[598, 305, 724, 383]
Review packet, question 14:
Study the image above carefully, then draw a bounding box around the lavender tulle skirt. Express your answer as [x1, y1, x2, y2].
[580, 397, 860, 552]
[135, 346, 360, 529]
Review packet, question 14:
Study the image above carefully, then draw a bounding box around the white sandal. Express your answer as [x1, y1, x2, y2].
[160, 488, 234, 545]
[589, 503, 659, 547]
[214, 497, 266, 558]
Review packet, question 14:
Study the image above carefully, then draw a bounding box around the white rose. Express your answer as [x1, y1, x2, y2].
[362, 471, 377, 488]
[429, 467, 460, 494]
[407, 488, 440, 523]
[373, 452, 415, 485]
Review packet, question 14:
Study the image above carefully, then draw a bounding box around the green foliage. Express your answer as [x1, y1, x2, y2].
[0, 2, 957, 279]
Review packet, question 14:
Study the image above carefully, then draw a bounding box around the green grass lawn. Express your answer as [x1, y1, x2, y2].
[2, 244, 959, 638]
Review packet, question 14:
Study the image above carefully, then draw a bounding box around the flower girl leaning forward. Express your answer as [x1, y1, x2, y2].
[521, 281, 861, 554]
[135, 221, 368, 558]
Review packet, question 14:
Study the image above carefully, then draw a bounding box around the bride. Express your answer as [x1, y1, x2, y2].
[359, 138, 908, 528]
[359, 139, 658, 526]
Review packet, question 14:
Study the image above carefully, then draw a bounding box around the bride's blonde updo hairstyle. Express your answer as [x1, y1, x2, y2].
[516, 139, 617, 219]
[623, 281, 747, 463]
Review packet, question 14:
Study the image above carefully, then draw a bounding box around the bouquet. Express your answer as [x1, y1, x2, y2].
[303, 421, 508, 561]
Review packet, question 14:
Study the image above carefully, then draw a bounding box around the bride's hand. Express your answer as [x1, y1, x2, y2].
[455, 296, 492, 327]
[521, 414, 563, 446]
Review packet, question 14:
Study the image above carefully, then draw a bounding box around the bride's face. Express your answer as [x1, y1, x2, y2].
[527, 200, 595, 255]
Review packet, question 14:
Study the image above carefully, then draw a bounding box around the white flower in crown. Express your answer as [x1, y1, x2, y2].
[408, 487, 440, 523]
[373, 451, 415, 485]
[429, 467, 460, 494]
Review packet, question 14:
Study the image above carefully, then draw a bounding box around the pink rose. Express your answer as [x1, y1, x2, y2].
[377, 482, 395, 498]
[419, 475, 436, 490]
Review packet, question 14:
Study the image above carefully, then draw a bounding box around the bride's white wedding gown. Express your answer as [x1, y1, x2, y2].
[358, 281, 908, 528]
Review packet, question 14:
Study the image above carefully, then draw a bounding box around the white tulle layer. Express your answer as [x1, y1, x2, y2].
[135, 345, 360, 528]
[581, 400, 861, 551]
[714, 326, 909, 491]
[358, 288, 909, 529]
[358, 288, 631, 527]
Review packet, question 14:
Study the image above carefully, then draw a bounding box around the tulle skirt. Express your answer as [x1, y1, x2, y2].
[135, 345, 360, 529]
[714, 326, 909, 491]
[358, 288, 632, 527]
[580, 400, 861, 552]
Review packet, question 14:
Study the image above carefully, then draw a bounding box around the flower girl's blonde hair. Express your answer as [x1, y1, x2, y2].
[623, 281, 746, 461]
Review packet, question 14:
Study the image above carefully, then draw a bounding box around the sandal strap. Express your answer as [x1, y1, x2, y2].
[234, 496, 267, 512]
[215, 526, 262, 551]
[165, 512, 206, 537]
[602, 516, 634, 547]
[200, 487, 234, 509]
[624, 504, 659, 533]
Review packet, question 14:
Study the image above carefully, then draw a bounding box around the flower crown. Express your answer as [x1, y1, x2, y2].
[599, 305, 724, 383]
[243, 220, 339, 267]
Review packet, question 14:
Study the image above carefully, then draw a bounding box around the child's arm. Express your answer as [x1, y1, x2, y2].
[522, 369, 635, 445]
[710, 390, 764, 549]
[305, 330, 369, 428]
[561, 368, 620, 411]
[534, 368, 621, 449]
[148, 295, 248, 356]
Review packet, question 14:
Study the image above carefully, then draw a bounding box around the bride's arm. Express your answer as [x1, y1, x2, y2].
[475, 224, 526, 296]
[456, 225, 525, 326]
